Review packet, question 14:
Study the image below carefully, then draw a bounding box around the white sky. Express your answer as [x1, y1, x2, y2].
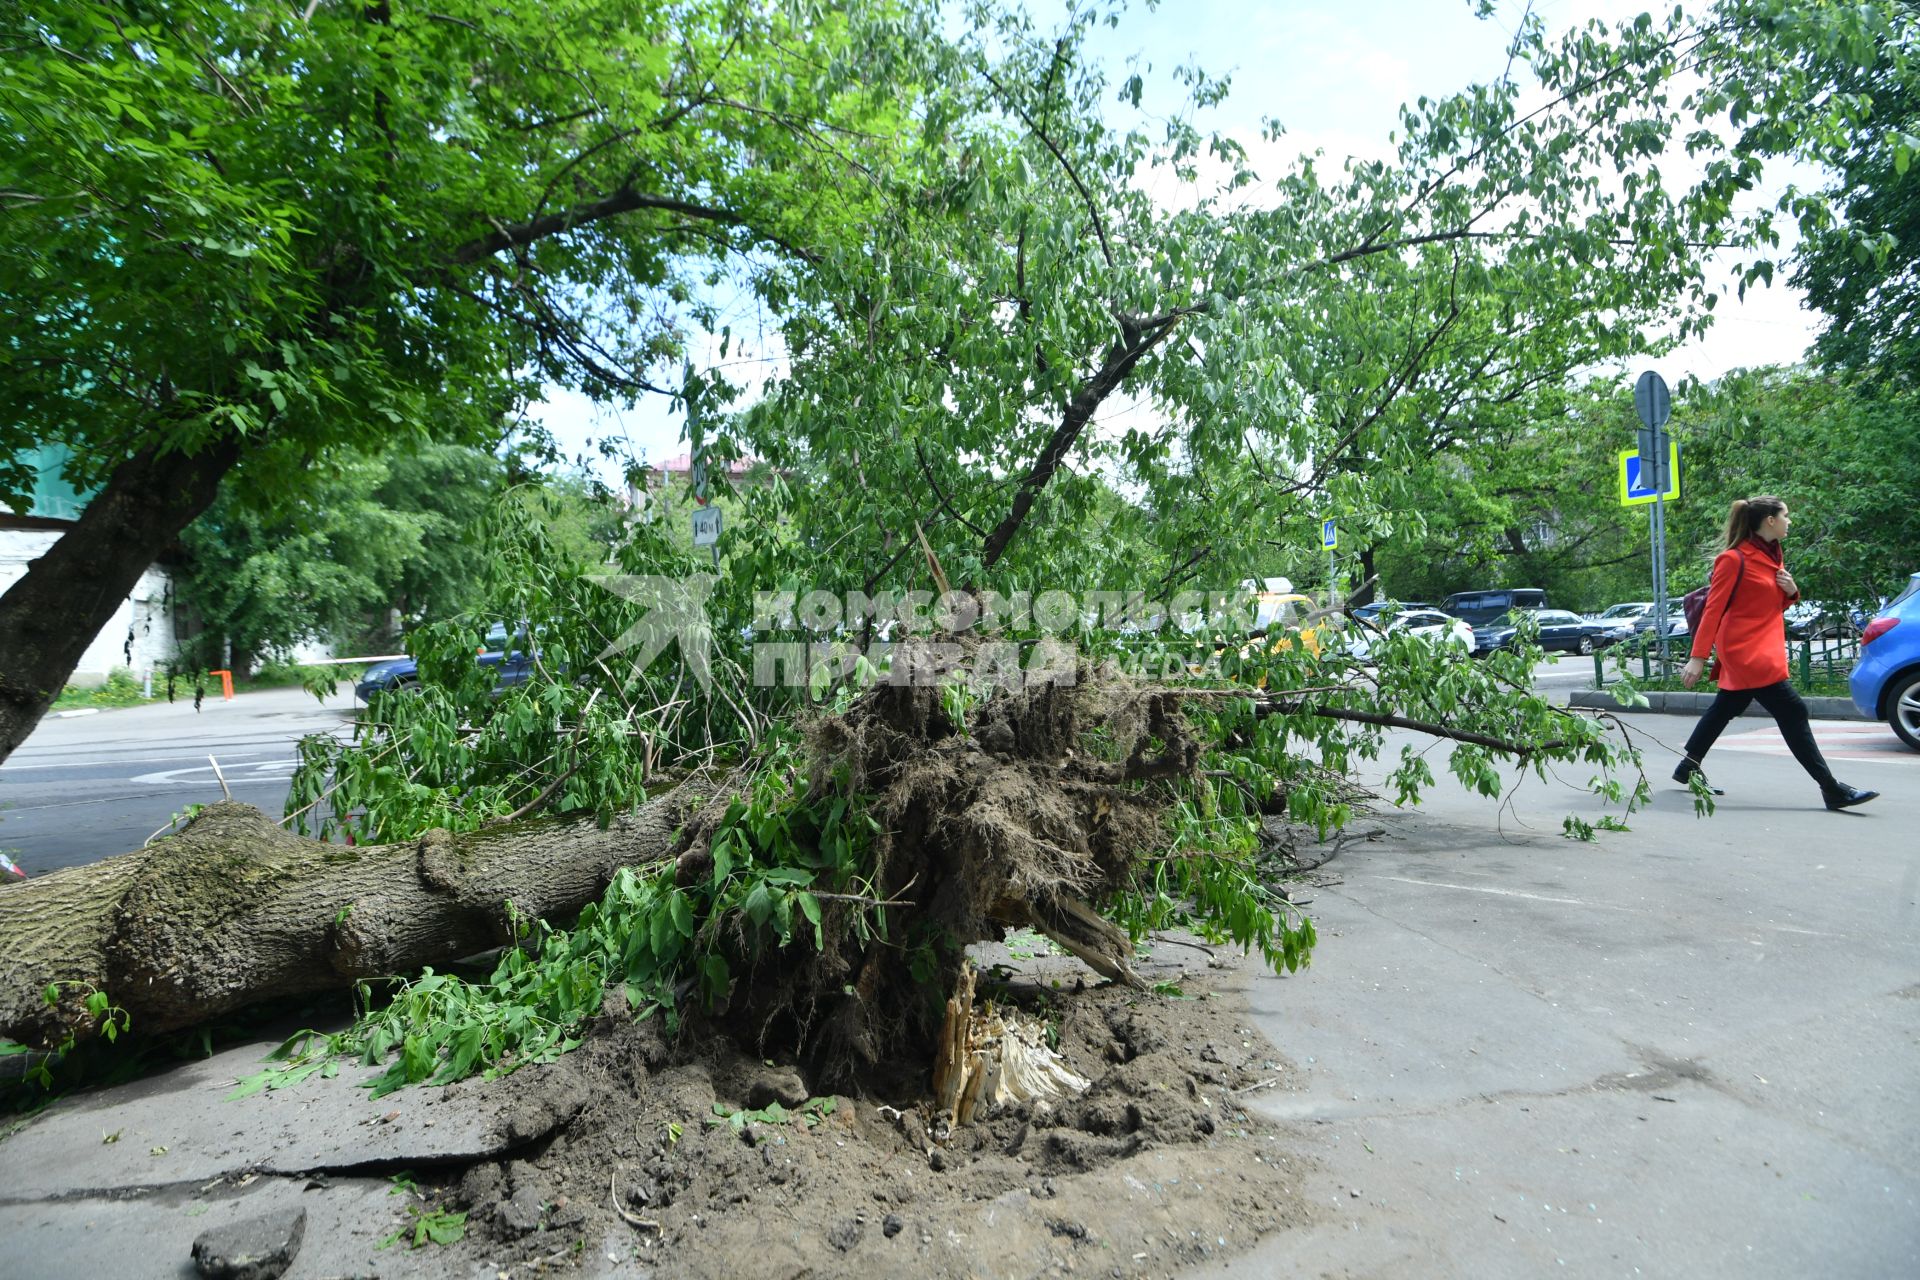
[531, 0, 1822, 480]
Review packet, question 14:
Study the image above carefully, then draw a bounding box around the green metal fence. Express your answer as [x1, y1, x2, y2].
[1591, 631, 1860, 693]
[1796, 632, 1860, 690]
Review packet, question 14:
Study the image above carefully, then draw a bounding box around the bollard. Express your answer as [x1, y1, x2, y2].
[209, 669, 235, 700]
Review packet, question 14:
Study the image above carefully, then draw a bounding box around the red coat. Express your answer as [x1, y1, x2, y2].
[1689, 538, 1796, 690]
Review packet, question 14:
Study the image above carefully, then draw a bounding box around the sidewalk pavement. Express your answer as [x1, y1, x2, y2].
[1192, 710, 1918, 1279]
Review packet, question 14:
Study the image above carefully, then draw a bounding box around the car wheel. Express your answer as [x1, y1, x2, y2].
[1578, 636, 1595, 655]
[1887, 670, 1920, 752]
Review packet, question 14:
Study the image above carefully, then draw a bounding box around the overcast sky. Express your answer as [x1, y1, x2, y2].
[531, 0, 1821, 481]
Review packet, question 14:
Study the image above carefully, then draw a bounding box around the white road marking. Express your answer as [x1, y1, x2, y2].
[1372, 876, 1603, 907]
[0, 751, 288, 772]
[1713, 723, 1913, 764]
[127, 759, 299, 786]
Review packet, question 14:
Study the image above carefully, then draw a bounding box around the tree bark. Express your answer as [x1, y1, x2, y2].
[0, 438, 241, 767]
[1352, 545, 1378, 606]
[0, 783, 712, 1052]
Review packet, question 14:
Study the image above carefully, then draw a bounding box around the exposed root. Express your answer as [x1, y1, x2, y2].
[933, 963, 1091, 1130]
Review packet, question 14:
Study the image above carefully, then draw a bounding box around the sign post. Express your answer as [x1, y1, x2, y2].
[1633, 370, 1674, 675]
[1321, 517, 1338, 610]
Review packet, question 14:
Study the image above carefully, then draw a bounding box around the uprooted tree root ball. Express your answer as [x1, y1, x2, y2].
[705, 650, 1213, 1087]
[437, 954, 1311, 1280]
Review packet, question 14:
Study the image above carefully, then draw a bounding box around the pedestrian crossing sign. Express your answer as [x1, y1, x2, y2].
[1618, 441, 1681, 506]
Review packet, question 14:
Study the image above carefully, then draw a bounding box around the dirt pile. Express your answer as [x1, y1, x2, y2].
[429, 946, 1307, 1279]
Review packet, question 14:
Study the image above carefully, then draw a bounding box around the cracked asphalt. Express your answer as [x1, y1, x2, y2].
[1193, 711, 1919, 1279]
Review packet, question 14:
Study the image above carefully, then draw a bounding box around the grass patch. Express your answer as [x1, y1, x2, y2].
[48, 663, 367, 713]
[49, 669, 148, 711]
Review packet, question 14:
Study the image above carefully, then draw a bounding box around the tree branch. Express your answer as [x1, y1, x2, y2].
[977, 312, 1185, 571]
[445, 188, 814, 268]
[1258, 699, 1569, 756]
[979, 64, 1113, 269]
[915, 443, 988, 539]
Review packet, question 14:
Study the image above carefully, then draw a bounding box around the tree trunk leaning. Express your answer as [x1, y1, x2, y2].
[0, 785, 709, 1052]
[0, 437, 242, 769]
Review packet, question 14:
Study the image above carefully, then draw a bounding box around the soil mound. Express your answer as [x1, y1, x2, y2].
[436, 948, 1306, 1278]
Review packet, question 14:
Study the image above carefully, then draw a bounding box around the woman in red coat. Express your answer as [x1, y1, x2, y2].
[1676, 496, 1877, 810]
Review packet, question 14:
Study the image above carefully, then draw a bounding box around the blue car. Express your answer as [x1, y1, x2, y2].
[1850, 572, 1920, 751]
[355, 623, 535, 700]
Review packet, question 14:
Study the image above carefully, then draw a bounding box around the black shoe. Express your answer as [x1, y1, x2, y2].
[1824, 785, 1879, 812]
[1672, 759, 1724, 795]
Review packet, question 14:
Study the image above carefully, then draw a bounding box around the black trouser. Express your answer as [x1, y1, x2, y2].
[1683, 680, 1836, 791]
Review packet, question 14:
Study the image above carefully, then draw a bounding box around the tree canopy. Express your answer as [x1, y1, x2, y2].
[0, 0, 947, 757]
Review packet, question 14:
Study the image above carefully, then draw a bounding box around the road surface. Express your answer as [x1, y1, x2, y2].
[0, 686, 359, 874]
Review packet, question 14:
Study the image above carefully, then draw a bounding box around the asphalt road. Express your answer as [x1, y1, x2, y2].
[0, 685, 360, 874]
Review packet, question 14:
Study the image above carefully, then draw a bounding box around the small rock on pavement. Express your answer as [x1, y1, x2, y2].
[191, 1207, 306, 1280]
[882, 1214, 905, 1238]
[827, 1217, 864, 1251]
[497, 1184, 547, 1236]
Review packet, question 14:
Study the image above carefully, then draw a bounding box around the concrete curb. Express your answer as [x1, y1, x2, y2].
[1567, 688, 1874, 721]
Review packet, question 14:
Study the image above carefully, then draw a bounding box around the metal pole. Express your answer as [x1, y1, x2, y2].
[1652, 438, 1669, 678]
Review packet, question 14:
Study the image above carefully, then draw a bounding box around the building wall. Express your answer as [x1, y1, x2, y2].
[0, 530, 177, 687]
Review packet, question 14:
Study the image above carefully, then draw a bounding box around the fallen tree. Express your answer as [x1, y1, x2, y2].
[23, 673, 1310, 1090]
[4, 632, 1636, 1101]
[0, 783, 715, 1052]
[0, 664, 1248, 1071]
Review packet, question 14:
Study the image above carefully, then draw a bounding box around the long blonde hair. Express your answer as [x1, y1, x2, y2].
[1721, 495, 1785, 550]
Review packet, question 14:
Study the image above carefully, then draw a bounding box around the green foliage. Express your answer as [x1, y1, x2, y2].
[3, 982, 133, 1095]
[1763, 3, 1920, 383]
[286, 479, 769, 840]
[49, 669, 148, 712]
[707, 1096, 837, 1132]
[0, 0, 935, 506]
[174, 443, 503, 669]
[1660, 370, 1920, 607]
[378, 1205, 467, 1251]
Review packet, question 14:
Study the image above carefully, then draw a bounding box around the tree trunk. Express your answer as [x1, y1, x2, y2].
[0, 438, 241, 767]
[1351, 545, 1378, 606]
[0, 783, 712, 1052]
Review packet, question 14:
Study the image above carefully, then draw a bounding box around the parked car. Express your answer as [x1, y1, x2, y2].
[1849, 572, 1920, 751]
[1472, 608, 1617, 657]
[1345, 608, 1473, 661]
[1629, 609, 1691, 641]
[1442, 588, 1549, 626]
[1351, 599, 1439, 622]
[355, 622, 536, 699]
[1785, 600, 1861, 640]
[1590, 601, 1654, 625]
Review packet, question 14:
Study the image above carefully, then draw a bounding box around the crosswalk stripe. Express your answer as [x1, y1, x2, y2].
[1713, 722, 1912, 764]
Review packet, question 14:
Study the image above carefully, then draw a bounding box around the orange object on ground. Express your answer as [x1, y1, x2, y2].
[209, 669, 235, 700]
[1688, 538, 1795, 690]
